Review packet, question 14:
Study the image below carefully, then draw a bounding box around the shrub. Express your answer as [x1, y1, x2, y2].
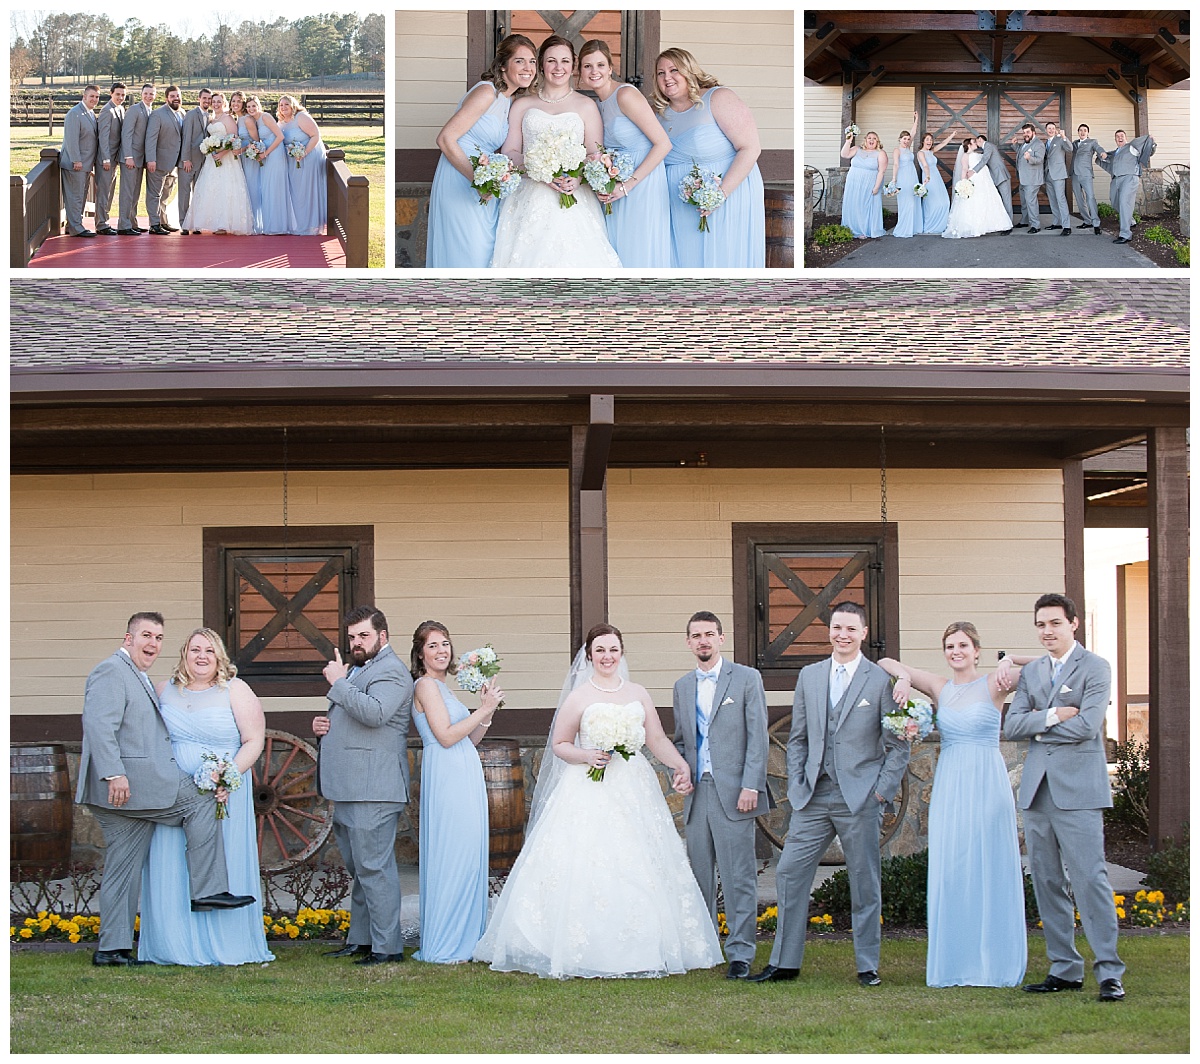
[1105, 739, 1150, 836]
[1174, 240, 1189, 266]
[1143, 826, 1189, 901]
[813, 223, 854, 247]
[1144, 224, 1176, 245]
[1097, 201, 1117, 218]
[1164, 181, 1181, 216]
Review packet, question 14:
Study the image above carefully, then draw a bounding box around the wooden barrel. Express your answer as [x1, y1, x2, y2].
[477, 739, 526, 875]
[765, 187, 795, 268]
[11, 743, 74, 873]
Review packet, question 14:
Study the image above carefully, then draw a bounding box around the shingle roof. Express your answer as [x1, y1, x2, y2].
[10, 277, 1188, 370]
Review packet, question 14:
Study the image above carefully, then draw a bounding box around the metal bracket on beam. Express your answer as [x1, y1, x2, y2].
[580, 394, 614, 492]
[977, 10, 995, 30]
[1005, 10, 1025, 31]
[814, 20, 836, 40]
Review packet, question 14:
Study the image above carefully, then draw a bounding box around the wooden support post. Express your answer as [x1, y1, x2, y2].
[569, 396, 613, 652]
[1062, 459, 1086, 638]
[1147, 426, 1188, 846]
[1133, 73, 1150, 138]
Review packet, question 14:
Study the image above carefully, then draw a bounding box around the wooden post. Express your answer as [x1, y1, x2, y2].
[1146, 426, 1188, 846]
[569, 396, 613, 652]
[10, 175, 28, 267]
[1062, 459, 1086, 638]
[325, 147, 370, 268]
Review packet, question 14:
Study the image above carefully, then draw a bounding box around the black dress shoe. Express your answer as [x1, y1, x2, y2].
[1046, 224, 1061, 231]
[355, 951, 405, 966]
[130, 224, 146, 233]
[116, 227, 139, 235]
[180, 229, 191, 235]
[1023, 974, 1083, 993]
[1094, 226, 1102, 234]
[726, 960, 751, 980]
[162, 223, 179, 232]
[149, 224, 170, 235]
[1113, 237, 1130, 244]
[324, 943, 371, 958]
[1061, 228, 1071, 235]
[1026, 227, 1040, 234]
[191, 892, 255, 911]
[73, 230, 97, 238]
[1098, 978, 1125, 1001]
[1000, 228, 1012, 235]
[747, 964, 799, 982]
[92, 949, 134, 966]
[97, 226, 119, 235]
[857, 970, 882, 986]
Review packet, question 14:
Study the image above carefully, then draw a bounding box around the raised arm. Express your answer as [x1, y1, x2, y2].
[413, 675, 500, 748]
[876, 657, 947, 702]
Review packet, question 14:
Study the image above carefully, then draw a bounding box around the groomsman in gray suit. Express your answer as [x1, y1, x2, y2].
[1013, 122, 1046, 231]
[750, 602, 909, 986]
[178, 87, 212, 234]
[1042, 122, 1071, 234]
[76, 612, 253, 966]
[1004, 593, 1125, 1002]
[313, 606, 414, 965]
[673, 611, 770, 981]
[93, 83, 125, 235]
[145, 85, 184, 235]
[968, 133, 1013, 228]
[118, 83, 156, 234]
[1099, 129, 1156, 244]
[1070, 123, 1105, 234]
[59, 84, 99, 237]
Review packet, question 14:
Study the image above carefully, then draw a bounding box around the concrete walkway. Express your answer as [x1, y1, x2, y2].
[831, 224, 1156, 269]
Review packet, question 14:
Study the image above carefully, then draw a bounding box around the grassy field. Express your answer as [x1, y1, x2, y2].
[10, 124, 385, 268]
[9, 934, 1188, 1053]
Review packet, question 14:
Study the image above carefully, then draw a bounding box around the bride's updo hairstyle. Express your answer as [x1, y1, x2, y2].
[651, 47, 720, 113]
[211, 91, 227, 112]
[534, 34, 577, 94]
[482, 33, 537, 94]
[942, 621, 982, 664]
[962, 136, 975, 152]
[584, 622, 623, 659]
[410, 620, 457, 678]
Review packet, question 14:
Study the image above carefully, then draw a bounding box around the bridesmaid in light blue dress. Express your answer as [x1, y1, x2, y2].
[138, 628, 273, 967]
[916, 128, 957, 235]
[231, 92, 261, 232]
[655, 49, 765, 268]
[888, 113, 920, 238]
[278, 94, 327, 236]
[840, 129, 887, 238]
[880, 622, 1028, 988]
[409, 621, 501, 964]
[580, 40, 672, 268]
[427, 35, 537, 268]
[246, 95, 294, 235]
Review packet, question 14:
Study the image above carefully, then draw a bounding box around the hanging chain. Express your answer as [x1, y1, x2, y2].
[879, 424, 888, 529]
[282, 427, 290, 604]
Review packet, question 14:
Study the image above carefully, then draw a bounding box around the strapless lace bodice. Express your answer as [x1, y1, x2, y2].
[579, 701, 646, 751]
[207, 121, 234, 138]
[522, 108, 584, 145]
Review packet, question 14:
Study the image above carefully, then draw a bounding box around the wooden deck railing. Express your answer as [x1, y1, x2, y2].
[325, 147, 369, 269]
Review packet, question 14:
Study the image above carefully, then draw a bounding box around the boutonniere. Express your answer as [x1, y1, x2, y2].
[720, 697, 734, 706]
[857, 698, 870, 708]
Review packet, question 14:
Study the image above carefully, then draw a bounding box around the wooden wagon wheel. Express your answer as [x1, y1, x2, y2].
[756, 713, 909, 854]
[804, 164, 825, 214]
[252, 729, 332, 873]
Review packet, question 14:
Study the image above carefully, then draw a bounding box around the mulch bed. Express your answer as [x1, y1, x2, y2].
[1104, 824, 1154, 875]
[803, 211, 1187, 268]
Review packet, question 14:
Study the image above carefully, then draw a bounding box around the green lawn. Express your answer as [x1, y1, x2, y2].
[9, 934, 1188, 1053]
[10, 124, 385, 268]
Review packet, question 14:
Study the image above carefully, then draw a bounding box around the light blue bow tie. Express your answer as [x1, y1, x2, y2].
[696, 669, 717, 682]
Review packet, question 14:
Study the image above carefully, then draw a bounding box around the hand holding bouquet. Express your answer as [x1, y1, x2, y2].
[287, 142, 306, 169]
[469, 147, 522, 205]
[582, 704, 646, 781]
[457, 644, 503, 707]
[193, 751, 243, 819]
[678, 160, 726, 232]
[583, 144, 635, 215]
[523, 128, 587, 208]
[882, 692, 935, 744]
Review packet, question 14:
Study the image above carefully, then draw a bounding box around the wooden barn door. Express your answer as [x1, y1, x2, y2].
[487, 11, 649, 87]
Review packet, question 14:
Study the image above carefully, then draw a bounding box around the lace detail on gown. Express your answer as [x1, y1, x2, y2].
[940, 151, 1012, 239]
[183, 122, 256, 235]
[490, 109, 622, 268]
[473, 700, 722, 978]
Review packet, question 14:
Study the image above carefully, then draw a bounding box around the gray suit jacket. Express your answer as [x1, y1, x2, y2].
[1100, 135, 1156, 177]
[75, 650, 183, 809]
[317, 643, 413, 803]
[1070, 137, 1103, 179]
[787, 656, 909, 815]
[60, 102, 98, 170]
[971, 140, 1010, 185]
[145, 103, 182, 171]
[96, 100, 124, 167]
[1016, 136, 1045, 185]
[1003, 644, 1113, 810]
[1044, 133, 1069, 180]
[181, 107, 211, 170]
[673, 659, 770, 822]
[120, 100, 152, 166]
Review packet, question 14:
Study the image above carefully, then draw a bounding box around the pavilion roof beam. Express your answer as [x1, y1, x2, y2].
[804, 21, 842, 64]
[954, 32, 992, 72]
[1104, 66, 1145, 110]
[1055, 431, 1150, 462]
[811, 12, 1185, 38]
[1003, 14, 1186, 38]
[1001, 32, 1038, 72]
[1153, 26, 1190, 74]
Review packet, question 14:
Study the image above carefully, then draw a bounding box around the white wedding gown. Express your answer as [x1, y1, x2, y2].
[473, 701, 723, 978]
[490, 109, 622, 268]
[183, 121, 255, 235]
[940, 151, 1012, 239]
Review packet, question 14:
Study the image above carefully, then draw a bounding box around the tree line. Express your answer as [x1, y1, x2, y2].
[9, 12, 385, 91]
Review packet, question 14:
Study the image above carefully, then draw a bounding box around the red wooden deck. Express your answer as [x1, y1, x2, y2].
[27, 216, 346, 269]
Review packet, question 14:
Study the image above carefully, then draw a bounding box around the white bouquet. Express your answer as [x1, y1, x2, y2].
[882, 695, 935, 744]
[523, 127, 587, 208]
[844, 123, 860, 138]
[287, 142, 306, 168]
[913, 183, 928, 198]
[200, 133, 230, 166]
[245, 139, 267, 166]
[954, 178, 974, 198]
[583, 704, 645, 782]
[456, 644, 501, 695]
[882, 182, 899, 196]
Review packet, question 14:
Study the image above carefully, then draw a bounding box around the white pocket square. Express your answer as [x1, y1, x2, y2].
[721, 697, 735, 706]
[1059, 685, 1072, 694]
[857, 698, 870, 707]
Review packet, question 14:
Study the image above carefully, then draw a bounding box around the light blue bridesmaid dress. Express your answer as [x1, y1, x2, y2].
[596, 85, 671, 268]
[137, 683, 274, 966]
[427, 83, 512, 268]
[256, 117, 295, 235]
[659, 86, 765, 268]
[841, 147, 885, 238]
[282, 117, 327, 235]
[918, 148, 950, 234]
[926, 676, 1027, 987]
[237, 114, 262, 234]
[412, 680, 489, 963]
[890, 146, 919, 238]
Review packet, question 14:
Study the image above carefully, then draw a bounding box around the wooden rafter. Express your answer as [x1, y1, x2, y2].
[1154, 26, 1190, 74]
[805, 21, 842, 63]
[811, 12, 1184, 37]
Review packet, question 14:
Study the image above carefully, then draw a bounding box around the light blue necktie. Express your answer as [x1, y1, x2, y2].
[1051, 658, 1063, 686]
[831, 663, 847, 707]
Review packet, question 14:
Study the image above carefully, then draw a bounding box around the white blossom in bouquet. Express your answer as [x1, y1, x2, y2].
[882, 695, 935, 744]
[287, 142, 306, 168]
[913, 183, 928, 198]
[245, 140, 267, 165]
[456, 644, 502, 706]
[582, 703, 645, 781]
[882, 182, 899, 196]
[523, 128, 587, 207]
[845, 124, 860, 138]
[470, 149, 522, 204]
[193, 751, 243, 819]
[954, 178, 974, 198]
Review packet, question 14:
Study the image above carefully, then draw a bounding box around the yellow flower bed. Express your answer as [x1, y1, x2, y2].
[263, 907, 352, 940]
[11, 908, 353, 944]
[10, 912, 101, 943]
[715, 906, 780, 936]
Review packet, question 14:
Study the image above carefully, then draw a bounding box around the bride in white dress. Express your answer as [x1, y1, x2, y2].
[183, 91, 255, 236]
[490, 35, 621, 268]
[941, 136, 1013, 240]
[474, 623, 723, 978]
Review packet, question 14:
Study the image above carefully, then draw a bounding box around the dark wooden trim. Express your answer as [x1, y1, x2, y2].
[582, 394, 614, 491]
[642, 10, 661, 85]
[1116, 562, 1130, 744]
[1062, 460, 1086, 642]
[569, 425, 609, 653]
[396, 148, 444, 182]
[467, 10, 488, 92]
[816, 12, 1181, 37]
[1147, 425, 1189, 846]
[1085, 505, 1148, 529]
[759, 149, 793, 184]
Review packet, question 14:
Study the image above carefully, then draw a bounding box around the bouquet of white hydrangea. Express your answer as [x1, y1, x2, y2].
[954, 178, 974, 198]
[582, 704, 645, 781]
[523, 127, 587, 208]
[882, 694, 936, 744]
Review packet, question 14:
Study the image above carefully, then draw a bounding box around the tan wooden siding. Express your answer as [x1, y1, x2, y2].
[395, 9, 469, 150]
